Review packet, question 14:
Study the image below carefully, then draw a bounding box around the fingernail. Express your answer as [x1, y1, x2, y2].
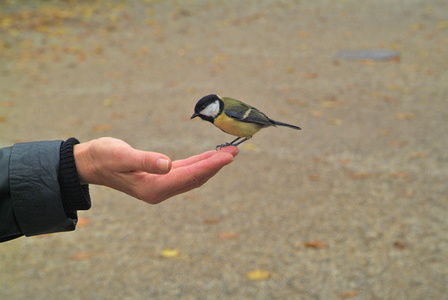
[156, 158, 170, 172]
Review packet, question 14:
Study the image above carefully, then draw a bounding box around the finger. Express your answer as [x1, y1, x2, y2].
[126, 149, 172, 174]
[172, 150, 218, 168]
[145, 152, 235, 203]
[172, 146, 239, 169]
[216, 146, 239, 157]
[150, 171, 219, 204]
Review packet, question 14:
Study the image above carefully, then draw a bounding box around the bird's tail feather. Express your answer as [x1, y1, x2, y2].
[271, 120, 301, 130]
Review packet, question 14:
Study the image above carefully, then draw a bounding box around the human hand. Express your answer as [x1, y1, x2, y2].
[74, 137, 238, 204]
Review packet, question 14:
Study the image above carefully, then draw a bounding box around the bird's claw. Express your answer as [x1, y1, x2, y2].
[215, 143, 231, 150]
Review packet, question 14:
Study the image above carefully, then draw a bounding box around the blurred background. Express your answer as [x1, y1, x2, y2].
[1, 0, 447, 299]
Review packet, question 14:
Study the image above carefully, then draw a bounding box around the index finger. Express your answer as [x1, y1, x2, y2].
[173, 146, 239, 169]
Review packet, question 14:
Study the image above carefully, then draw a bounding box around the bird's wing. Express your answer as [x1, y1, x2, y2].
[223, 98, 272, 126]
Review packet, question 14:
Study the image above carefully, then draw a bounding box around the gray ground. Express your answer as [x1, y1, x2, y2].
[1, 0, 447, 299]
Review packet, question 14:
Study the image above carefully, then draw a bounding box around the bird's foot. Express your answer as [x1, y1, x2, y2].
[215, 143, 231, 150]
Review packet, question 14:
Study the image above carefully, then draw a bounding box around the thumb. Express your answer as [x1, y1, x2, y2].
[130, 150, 172, 174]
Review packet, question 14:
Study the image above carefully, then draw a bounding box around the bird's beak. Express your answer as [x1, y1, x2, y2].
[190, 113, 198, 119]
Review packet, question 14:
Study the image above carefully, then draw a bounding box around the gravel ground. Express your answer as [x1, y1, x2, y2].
[1, 0, 447, 299]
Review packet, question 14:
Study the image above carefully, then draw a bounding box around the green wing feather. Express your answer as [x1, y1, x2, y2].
[223, 97, 273, 126]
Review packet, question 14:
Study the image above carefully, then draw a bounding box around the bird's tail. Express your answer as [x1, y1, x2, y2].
[271, 120, 301, 130]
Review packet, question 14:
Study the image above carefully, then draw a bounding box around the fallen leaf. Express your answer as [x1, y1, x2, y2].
[93, 124, 113, 132]
[314, 157, 328, 163]
[183, 193, 198, 200]
[387, 84, 400, 91]
[218, 232, 237, 240]
[379, 129, 391, 136]
[264, 59, 275, 66]
[71, 119, 82, 126]
[0, 116, 6, 123]
[382, 96, 396, 102]
[77, 216, 91, 227]
[338, 290, 359, 298]
[242, 144, 258, 151]
[395, 113, 415, 120]
[350, 172, 371, 179]
[298, 30, 308, 38]
[328, 118, 343, 125]
[310, 110, 323, 117]
[410, 23, 425, 31]
[160, 248, 180, 258]
[277, 108, 289, 115]
[393, 241, 407, 250]
[322, 101, 338, 108]
[285, 98, 296, 104]
[410, 152, 427, 159]
[302, 72, 318, 79]
[110, 112, 127, 119]
[203, 218, 220, 225]
[438, 20, 448, 29]
[309, 174, 321, 181]
[304, 241, 328, 249]
[70, 252, 91, 260]
[246, 269, 270, 281]
[338, 158, 351, 164]
[390, 172, 409, 178]
[1, 101, 14, 107]
[102, 99, 113, 107]
[389, 140, 406, 147]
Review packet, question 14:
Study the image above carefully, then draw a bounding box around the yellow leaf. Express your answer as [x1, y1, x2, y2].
[247, 269, 270, 281]
[322, 101, 338, 108]
[328, 118, 343, 125]
[242, 144, 258, 151]
[409, 152, 427, 159]
[438, 20, 448, 29]
[160, 248, 180, 258]
[102, 99, 113, 106]
[82, 7, 93, 18]
[0, 17, 12, 28]
[298, 30, 308, 38]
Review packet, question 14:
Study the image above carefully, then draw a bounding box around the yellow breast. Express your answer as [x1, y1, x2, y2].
[214, 113, 262, 137]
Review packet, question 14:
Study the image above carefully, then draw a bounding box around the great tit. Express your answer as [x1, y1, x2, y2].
[191, 94, 301, 149]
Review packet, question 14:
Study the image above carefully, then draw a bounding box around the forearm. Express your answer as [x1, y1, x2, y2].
[0, 139, 91, 242]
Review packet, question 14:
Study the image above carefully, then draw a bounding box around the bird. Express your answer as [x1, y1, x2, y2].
[191, 94, 301, 149]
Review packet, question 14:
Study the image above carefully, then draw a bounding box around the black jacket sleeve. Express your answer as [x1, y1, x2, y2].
[0, 139, 91, 243]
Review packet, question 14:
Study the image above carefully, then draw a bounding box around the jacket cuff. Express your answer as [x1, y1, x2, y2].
[59, 138, 91, 211]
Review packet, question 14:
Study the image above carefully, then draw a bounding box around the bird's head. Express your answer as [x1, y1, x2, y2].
[191, 94, 223, 123]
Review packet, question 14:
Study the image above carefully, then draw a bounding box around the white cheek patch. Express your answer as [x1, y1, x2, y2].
[200, 100, 220, 117]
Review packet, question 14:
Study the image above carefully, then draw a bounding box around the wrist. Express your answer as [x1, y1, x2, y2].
[73, 140, 95, 185]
